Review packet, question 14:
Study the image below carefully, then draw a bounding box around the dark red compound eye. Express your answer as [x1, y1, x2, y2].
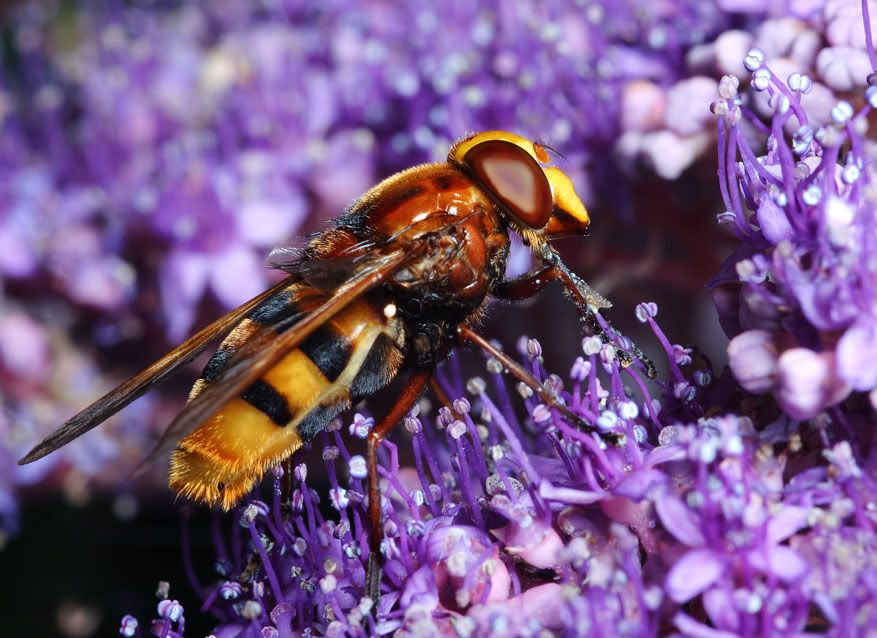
[462, 139, 553, 230]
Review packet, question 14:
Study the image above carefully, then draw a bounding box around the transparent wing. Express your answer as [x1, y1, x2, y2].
[138, 247, 419, 467]
[18, 275, 297, 465]
[267, 239, 380, 289]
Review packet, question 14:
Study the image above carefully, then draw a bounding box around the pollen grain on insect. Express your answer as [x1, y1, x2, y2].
[383, 303, 397, 319]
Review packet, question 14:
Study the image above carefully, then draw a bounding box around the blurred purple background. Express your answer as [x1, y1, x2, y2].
[1, 1, 874, 636]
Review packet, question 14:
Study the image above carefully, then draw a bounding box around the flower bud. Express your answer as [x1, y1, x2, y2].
[743, 47, 765, 72]
[775, 348, 851, 419]
[727, 330, 778, 394]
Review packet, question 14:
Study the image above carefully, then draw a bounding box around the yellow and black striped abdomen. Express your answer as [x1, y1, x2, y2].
[169, 283, 406, 509]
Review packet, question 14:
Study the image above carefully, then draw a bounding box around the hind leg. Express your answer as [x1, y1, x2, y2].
[365, 368, 432, 601]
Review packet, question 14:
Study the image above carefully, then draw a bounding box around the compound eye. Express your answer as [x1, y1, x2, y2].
[463, 140, 552, 229]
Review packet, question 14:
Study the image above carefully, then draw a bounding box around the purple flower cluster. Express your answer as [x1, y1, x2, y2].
[712, 2, 877, 420]
[119, 303, 877, 636]
[2, 1, 877, 636]
[0, 0, 742, 530]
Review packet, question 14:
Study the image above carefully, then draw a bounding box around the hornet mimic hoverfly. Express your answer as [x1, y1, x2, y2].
[20, 130, 654, 599]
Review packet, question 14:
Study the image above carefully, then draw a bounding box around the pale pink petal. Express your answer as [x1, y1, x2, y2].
[766, 506, 811, 543]
[757, 545, 808, 582]
[0, 224, 38, 277]
[703, 588, 739, 631]
[639, 130, 712, 180]
[754, 18, 820, 67]
[237, 191, 306, 247]
[825, 0, 877, 49]
[67, 257, 136, 310]
[837, 320, 877, 391]
[666, 549, 725, 603]
[799, 81, 838, 126]
[620, 80, 666, 132]
[469, 584, 565, 631]
[0, 313, 51, 382]
[493, 523, 563, 569]
[673, 611, 740, 638]
[816, 46, 871, 91]
[727, 330, 778, 394]
[655, 493, 706, 547]
[715, 30, 754, 76]
[208, 245, 268, 309]
[775, 348, 851, 419]
[664, 77, 718, 136]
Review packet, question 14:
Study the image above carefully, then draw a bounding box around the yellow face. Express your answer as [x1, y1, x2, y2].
[449, 130, 590, 240]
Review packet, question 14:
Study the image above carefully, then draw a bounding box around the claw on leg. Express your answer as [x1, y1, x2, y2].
[365, 553, 383, 602]
[582, 306, 658, 380]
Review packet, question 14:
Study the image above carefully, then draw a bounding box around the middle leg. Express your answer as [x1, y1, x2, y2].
[456, 323, 619, 444]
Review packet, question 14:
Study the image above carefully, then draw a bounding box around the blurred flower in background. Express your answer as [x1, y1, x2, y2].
[4, 0, 877, 635]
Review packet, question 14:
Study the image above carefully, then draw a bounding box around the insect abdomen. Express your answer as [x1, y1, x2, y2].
[169, 286, 405, 509]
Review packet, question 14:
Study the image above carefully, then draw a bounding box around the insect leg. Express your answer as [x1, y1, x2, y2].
[281, 457, 294, 515]
[456, 324, 618, 443]
[429, 377, 455, 412]
[365, 367, 432, 602]
[493, 260, 657, 380]
[493, 261, 609, 311]
[491, 263, 558, 301]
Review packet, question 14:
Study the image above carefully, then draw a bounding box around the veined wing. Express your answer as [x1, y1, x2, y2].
[139, 246, 421, 467]
[18, 275, 297, 465]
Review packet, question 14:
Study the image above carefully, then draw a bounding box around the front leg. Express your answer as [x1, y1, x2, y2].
[493, 258, 657, 379]
[493, 262, 610, 309]
[492, 263, 559, 302]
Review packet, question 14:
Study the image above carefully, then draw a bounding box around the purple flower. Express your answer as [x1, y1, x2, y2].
[1, 2, 875, 636]
[115, 292, 877, 636]
[711, 7, 877, 419]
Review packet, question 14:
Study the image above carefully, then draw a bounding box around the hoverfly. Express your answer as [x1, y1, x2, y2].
[19, 130, 653, 598]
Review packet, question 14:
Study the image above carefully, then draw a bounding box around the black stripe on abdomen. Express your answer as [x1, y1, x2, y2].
[300, 326, 353, 382]
[349, 333, 396, 402]
[242, 380, 294, 426]
[249, 291, 299, 325]
[297, 397, 348, 441]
